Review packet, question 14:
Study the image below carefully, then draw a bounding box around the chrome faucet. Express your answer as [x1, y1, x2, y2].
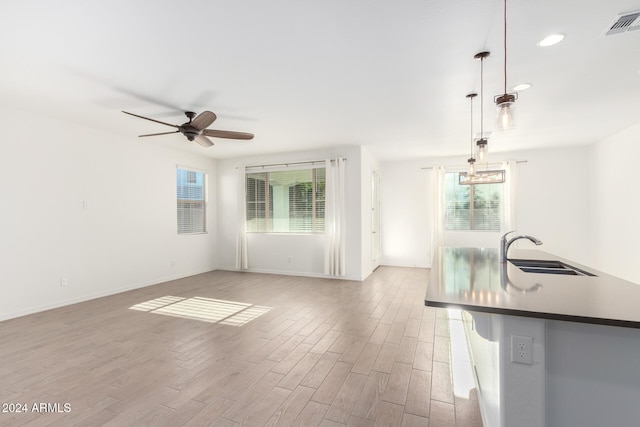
[500, 231, 543, 262]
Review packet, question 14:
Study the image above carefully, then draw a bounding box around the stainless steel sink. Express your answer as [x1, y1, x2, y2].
[509, 259, 596, 277]
[509, 259, 565, 269]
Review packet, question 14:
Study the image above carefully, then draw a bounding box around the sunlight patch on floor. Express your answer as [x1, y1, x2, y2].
[129, 296, 272, 326]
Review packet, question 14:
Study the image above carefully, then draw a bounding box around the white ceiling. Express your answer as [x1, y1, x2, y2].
[1, 0, 639, 161]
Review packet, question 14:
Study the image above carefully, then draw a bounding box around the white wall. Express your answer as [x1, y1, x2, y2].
[216, 145, 365, 280]
[0, 106, 217, 321]
[380, 146, 591, 268]
[245, 233, 325, 275]
[590, 122, 640, 284]
[380, 158, 431, 268]
[514, 147, 591, 264]
[360, 146, 381, 279]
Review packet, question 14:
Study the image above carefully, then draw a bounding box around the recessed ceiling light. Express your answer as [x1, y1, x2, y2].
[512, 83, 532, 91]
[538, 33, 565, 47]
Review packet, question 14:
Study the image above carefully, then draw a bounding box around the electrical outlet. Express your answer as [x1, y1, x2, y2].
[511, 335, 533, 365]
[60, 277, 68, 287]
[287, 256, 292, 263]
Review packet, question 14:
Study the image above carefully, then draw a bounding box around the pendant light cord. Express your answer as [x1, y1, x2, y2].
[470, 96, 474, 157]
[503, 0, 508, 94]
[480, 57, 484, 139]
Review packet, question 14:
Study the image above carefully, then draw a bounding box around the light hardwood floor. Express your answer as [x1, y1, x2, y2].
[0, 267, 482, 426]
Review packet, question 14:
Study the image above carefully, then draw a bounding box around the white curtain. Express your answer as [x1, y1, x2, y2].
[501, 160, 518, 235]
[324, 158, 346, 276]
[430, 166, 446, 263]
[235, 165, 248, 270]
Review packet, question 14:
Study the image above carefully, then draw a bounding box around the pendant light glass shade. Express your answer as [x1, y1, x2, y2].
[496, 93, 517, 129]
[476, 138, 488, 164]
[468, 158, 476, 176]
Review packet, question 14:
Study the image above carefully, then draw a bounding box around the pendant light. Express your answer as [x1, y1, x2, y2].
[474, 51, 490, 164]
[466, 93, 477, 176]
[494, 0, 517, 130]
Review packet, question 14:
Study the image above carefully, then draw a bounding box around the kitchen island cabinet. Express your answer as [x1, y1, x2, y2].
[426, 247, 640, 427]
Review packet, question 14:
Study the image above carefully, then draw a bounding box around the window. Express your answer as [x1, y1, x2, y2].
[246, 167, 325, 233]
[176, 167, 207, 234]
[444, 172, 501, 231]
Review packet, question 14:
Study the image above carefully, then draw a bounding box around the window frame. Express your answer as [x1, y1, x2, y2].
[443, 170, 502, 232]
[245, 166, 325, 234]
[176, 166, 208, 235]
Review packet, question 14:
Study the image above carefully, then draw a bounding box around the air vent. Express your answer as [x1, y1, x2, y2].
[605, 11, 640, 35]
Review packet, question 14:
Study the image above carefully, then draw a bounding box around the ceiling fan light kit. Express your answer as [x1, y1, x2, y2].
[122, 110, 254, 148]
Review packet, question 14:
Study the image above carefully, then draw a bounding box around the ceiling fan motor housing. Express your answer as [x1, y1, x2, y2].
[181, 125, 200, 141]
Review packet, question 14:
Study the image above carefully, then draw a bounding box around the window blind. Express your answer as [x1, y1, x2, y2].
[246, 167, 325, 233]
[444, 172, 501, 231]
[177, 167, 207, 234]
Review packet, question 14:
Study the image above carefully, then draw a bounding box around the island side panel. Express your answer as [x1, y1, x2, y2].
[545, 320, 640, 426]
[464, 311, 545, 427]
[499, 314, 545, 427]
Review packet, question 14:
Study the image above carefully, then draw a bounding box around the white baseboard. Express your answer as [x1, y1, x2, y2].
[379, 262, 431, 269]
[0, 268, 217, 322]
[217, 266, 360, 281]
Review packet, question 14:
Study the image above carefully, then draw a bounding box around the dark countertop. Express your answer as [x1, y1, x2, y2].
[425, 247, 640, 329]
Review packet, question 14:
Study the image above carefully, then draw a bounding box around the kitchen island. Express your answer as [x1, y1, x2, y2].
[425, 247, 640, 427]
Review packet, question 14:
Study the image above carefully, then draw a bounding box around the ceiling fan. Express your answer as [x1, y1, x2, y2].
[122, 110, 254, 147]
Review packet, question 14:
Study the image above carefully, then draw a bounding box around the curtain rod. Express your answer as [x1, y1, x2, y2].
[240, 158, 346, 170]
[420, 160, 527, 170]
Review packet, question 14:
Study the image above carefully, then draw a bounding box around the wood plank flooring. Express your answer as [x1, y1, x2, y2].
[0, 267, 482, 426]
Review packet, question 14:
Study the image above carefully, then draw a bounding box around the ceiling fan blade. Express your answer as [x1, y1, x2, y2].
[190, 111, 217, 130]
[122, 111, 179, 128]
[138, 130, 180, 137]
[194, 135, 214, 147]
[203, 129, 254, 140]
[116, 88, 182, 112]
